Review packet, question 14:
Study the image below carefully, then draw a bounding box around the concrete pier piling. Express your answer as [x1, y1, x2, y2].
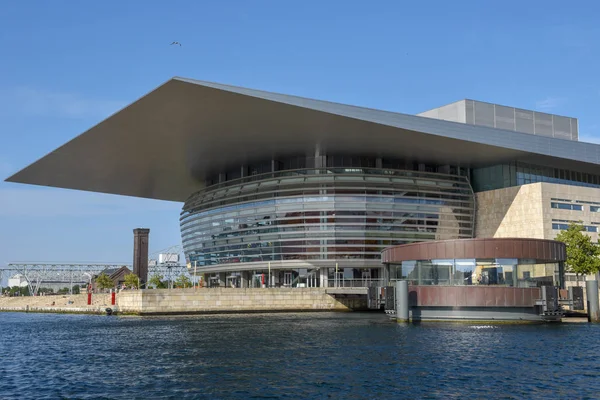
[395, 280, 409, 323]
[586, 280, 600, 323]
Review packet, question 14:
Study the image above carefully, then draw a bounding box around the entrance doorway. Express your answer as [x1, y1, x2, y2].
[208, 276, 220, 288]
[227, 275, 240, 288]
[283, 272, 293, 287]
[252, 274, 266, 288]
[362, 271, 371, 287]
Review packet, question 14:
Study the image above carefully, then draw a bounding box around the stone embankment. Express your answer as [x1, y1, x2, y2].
[0, 293, 113, 314]
[0, 288, 366, 315]
[118, 287, 365, 315]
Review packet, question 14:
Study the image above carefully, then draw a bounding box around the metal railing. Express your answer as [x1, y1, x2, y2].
[328, 279, 385, 288]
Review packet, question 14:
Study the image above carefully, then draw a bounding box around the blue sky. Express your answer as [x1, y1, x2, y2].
[1, 1, 599, 273]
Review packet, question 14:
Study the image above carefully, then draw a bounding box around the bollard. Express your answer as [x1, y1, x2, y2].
[586, 280, 599, 323]
[111, 290, 116, 306]
[87, 292, 92, 305]
[395, 280, 409, 323]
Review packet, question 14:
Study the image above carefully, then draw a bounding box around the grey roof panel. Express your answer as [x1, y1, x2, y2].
[5, 77, 600, 202]
[175, 77, 599, 164]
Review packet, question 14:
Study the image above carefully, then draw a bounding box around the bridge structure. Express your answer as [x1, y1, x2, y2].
[1, 262, 127, 295]
[1, 245, 192, 295]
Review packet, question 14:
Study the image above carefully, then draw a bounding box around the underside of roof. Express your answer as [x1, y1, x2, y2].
[6, 77, 600, 202]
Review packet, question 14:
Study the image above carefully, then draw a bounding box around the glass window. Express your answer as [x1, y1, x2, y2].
[393, 258, 563, 288]
[472, 162, 600, 192]
[401, 261, 417, 283]
[226, 168, 242, 181]
[418, 259, 453, 285]
[454, 259, 475, 285]
[516, 262, 557, 288]
[247, 161, 272, 176]
[551, 202, 582, 211]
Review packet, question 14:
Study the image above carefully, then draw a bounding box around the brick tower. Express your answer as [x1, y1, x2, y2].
[133, 228, 150, 286]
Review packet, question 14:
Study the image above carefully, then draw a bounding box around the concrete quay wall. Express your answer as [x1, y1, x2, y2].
[0, 306, 107, 314]
[0, 293, 115, 315]
[116, 288, 365, 315]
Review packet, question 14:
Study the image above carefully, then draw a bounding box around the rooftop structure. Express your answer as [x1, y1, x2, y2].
[418, 99, 578, 141]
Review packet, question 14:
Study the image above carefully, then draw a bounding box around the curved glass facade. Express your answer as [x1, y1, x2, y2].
[181, 166, 475, 269]
[391, 258, 563, 288]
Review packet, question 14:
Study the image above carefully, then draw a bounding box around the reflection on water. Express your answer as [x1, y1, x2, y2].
[1, 312, 599, 399]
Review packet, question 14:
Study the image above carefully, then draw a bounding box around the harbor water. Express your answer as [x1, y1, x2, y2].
[1, 312, 599, 399]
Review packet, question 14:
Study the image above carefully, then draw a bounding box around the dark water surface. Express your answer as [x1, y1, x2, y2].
[1, 312, 599, 399]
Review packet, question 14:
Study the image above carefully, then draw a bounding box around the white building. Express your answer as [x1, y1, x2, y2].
[7, 274, 28, 288]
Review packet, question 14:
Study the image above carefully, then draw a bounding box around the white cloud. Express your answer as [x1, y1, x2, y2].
[0, 87, 126, 119]
[0, 187, 181, 218]
[535, 97, 565, 111]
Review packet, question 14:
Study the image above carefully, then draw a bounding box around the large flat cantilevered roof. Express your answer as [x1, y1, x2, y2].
[6, 76, 600, 202]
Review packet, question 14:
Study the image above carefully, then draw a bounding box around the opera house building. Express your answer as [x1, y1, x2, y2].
[8, 77, 600, 297]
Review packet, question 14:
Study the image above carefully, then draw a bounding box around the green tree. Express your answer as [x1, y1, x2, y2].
[9, 286, 30, 296]
[124, 273, 140, 289]
[556, 223, 600, 280]
[149, 274, 166, 289]
[95, 273, 114, 290]
[72, 285, 80, 295]
[57, 287, 70, 294]
[175, 275, 192, 288]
